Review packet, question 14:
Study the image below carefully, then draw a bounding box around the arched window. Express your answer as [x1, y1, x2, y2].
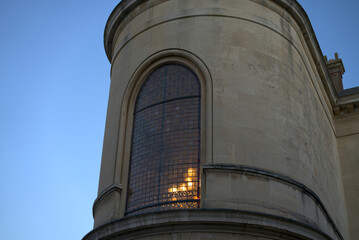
[125, 64, 201, 216]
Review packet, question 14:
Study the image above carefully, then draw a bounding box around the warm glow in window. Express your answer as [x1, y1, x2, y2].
[125, 64, 201, 216]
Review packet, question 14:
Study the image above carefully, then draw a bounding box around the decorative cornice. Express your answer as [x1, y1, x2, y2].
[103, 0, 342, 106]
[104, 0, 169, 62]
[333, 102, 359, 117]
[334, 87, 359, 116]
[104, 0, 359, 117]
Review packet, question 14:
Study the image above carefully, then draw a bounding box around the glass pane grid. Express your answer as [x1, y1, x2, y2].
[126, 64, 201, 216]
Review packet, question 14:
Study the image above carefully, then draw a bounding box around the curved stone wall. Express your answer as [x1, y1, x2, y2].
[89, 1, 349, 239]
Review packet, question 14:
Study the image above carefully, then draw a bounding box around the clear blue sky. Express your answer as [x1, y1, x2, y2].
[0, 1, 358, 240]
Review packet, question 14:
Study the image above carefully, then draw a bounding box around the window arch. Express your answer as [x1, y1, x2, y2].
[125, 64, 201, 216]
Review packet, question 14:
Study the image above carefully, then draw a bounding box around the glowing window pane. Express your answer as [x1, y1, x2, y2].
[125, 64, 201, 216]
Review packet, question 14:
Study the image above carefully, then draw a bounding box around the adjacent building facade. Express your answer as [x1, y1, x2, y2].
[83, 0, 359, 239]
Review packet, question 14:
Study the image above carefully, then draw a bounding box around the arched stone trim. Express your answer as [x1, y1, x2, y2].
[100, 49, 214, 218]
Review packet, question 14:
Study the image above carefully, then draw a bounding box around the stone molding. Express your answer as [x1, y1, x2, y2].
[203, 164, 344, 240]
[93, 184, 123, 218]
[90, 165, 344, 240]
[104, 0, 359, 119]
[103, 0, 339, 106]
[334, 88, 359, 116]
[83, 209, 335, 240]
[333, 103, 358, 116]
[104, 0, 169, 62]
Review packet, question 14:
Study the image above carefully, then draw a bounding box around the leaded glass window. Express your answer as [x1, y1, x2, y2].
[125, 64, 201, 216]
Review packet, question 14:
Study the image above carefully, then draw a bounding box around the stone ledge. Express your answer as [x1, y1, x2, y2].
[338, 87, 359, 97]
[333, 88, 359, 116]
[203, 164, 344, 240]
[83, 209, 336, 240]
[93, 184, 123, 218]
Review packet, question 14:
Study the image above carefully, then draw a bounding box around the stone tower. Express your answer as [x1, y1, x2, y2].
[83, 1, 359, 239]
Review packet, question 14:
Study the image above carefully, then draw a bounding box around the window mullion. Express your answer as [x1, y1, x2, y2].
[156, 65, 167, 205]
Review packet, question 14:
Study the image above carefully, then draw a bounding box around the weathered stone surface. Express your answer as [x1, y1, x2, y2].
[85, 0, 359, 239]
[336, 113, 359, 240]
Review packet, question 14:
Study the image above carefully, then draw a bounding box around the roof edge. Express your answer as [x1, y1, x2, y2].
[103, 0, 338, 105]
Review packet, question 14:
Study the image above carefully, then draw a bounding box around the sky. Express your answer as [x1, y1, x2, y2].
[0, 1, 358, 240]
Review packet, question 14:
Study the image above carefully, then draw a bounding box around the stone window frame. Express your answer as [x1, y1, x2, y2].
[116, 50, 213, 217]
